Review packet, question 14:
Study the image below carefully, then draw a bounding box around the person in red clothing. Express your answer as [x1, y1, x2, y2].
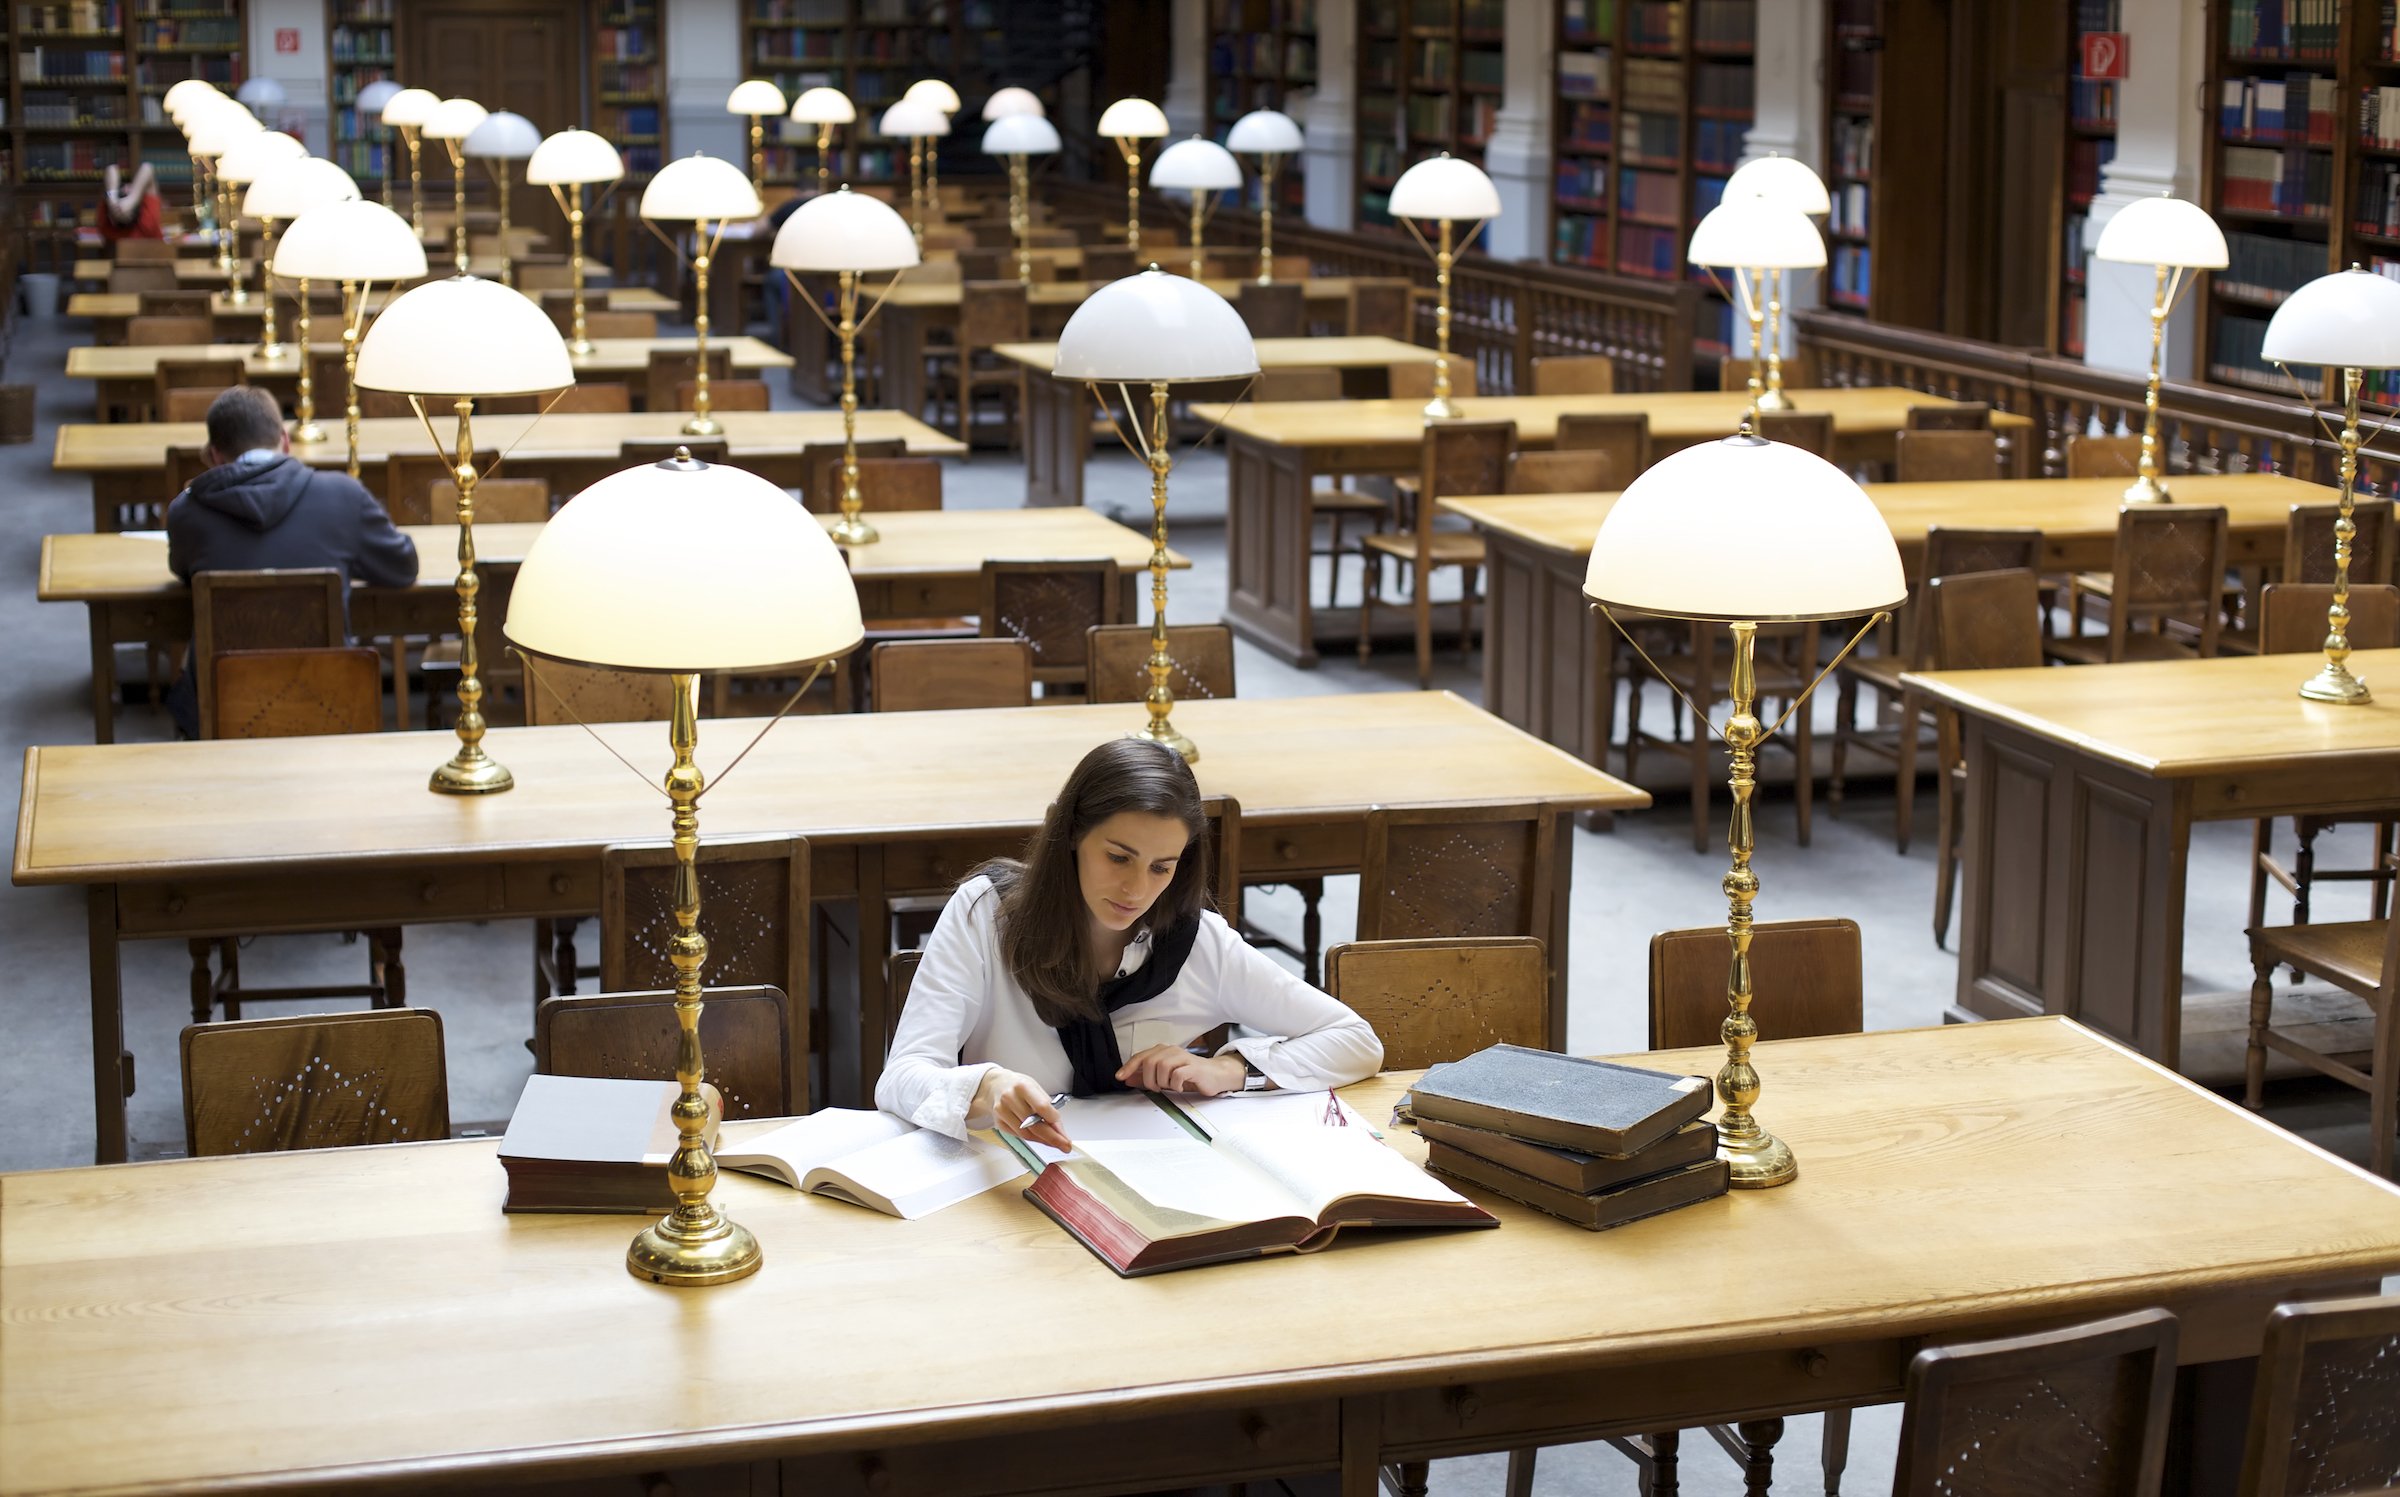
[98, 162, 164, 242]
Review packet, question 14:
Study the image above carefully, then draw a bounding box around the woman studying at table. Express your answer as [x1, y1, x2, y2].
[876, 739, 1384, 1152]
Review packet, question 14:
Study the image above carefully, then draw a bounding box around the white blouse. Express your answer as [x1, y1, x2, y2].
[876, 875, 1386, 1139]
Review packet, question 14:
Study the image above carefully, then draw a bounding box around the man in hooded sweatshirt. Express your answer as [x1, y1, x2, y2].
[164, 386, 419, 736]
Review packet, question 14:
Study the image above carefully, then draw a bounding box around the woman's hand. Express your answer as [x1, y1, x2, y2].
[972, 1067, 1071, 1152]
[1115, 1046, 1248, 1096]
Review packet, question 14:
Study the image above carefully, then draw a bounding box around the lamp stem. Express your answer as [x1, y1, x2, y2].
[1137, 379, 1196, 761]
[211, 161, 233, 275]
[341, 280, 362, 480]
[253, 219, 283, 358]
[907, 136, 925, 249]
[1424, 217, 1458, 420]
[625, 672, 763, 1288]
[925, 131, 939, 219]
[429, 397, 513, 795]
[1188, 190, 1206, 281]
[685, 223, 721, 437]
[496, 165, 514, 288]
[2128, 262, 2171, 504]
[2301, 367, 2373, 704]
[380, 127, 393, 208]
[563, 184, 593, 357]
[1742, 267, 1767, 425]
[1118, 137, 1142, 256]
[1258, 155, 1276, 286]
[405, 128, 424, 234]
[1715, 620, 1796, 1188]
[829, 271, 877, 545]
[190, 153, 208, 236]
[292, 277, 323, 444]
[749, 114, 765, 198]
[449, 141, 469, 276]
[816, 123, 833, 196]
[221, 174, 247, 303]
[1011, 156, 1032, 285]
[1756, 267, 1792, 412]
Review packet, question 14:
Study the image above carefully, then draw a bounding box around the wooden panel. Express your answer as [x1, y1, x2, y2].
[1982, 734, 2053, 1005]
[2067, 776, 2157, 1048]
[778, 1402, 1340, 1496]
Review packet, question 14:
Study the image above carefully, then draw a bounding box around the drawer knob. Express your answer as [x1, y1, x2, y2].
[1803, 1349, 1830, 1379]
[163, 893, 186, 915]
[419, 882, 439, 905]
[859, 1454, 892, 1494]
[1275, 838, 1299, 863]
[1241, 1411, 1271, 1449]
[549, 874, 571, 896]
[1449, 1387, 1481, 1422]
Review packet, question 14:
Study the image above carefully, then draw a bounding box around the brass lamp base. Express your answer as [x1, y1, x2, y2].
[2300, 660, 2373, 704]
[1422, 395, 1460, 421]
[828, 514, 879, 546]
[1753, 386, 1794, 413]
[1133, 721, 1198, 763]
[430, 746, 515, 796]
[627, 1210, 762, 1288]
[2123, 473, 2170, 505]
[1719, 1125, 1798, 1190]
[293, 421, 327, 445]
[683, 414, 723, 437]
[567, 338, 596, 359]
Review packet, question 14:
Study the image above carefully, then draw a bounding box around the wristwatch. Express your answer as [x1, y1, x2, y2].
[1237, 1056, 1272, 1092]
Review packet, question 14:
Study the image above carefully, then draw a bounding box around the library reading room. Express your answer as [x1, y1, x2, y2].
[5, 1, 2400, 1494]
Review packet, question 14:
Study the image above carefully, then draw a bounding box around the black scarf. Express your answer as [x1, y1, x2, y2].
[1055, 915, 1202, 1096]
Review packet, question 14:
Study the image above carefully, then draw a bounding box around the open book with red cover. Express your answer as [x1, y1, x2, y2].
[1007, 1092, 1496, 1277]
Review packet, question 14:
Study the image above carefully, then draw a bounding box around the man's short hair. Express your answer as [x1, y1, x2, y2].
[204, 387, 284, 457]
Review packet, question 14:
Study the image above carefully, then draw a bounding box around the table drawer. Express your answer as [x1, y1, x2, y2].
[118, 865, 506, 935]
[877, 831, 1038, 895]
[1246, 822, 1357, 881]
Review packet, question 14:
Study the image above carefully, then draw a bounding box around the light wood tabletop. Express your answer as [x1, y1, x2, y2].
[74, 247, 578, 284]
[994, 335, 1438, 373]
[1194, 387, 2035, 449]
[6, 1019, 2395, 1495]
[65, 334, 795, 383]
[66, 285, 677, 323]
[72, 256, 256, 284]
[883, 275, 1369, 309]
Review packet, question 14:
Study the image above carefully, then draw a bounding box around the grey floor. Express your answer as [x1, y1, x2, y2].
[1, 308, 2389, 1497]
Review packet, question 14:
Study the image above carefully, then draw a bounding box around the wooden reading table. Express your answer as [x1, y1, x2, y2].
[5, 1019, 2395, 1494]
[73, 240, 563, 285]
[66, 279, 662, 344]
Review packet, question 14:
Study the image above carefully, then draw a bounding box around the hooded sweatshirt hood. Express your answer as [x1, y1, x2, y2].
[182, 454, 312, 532]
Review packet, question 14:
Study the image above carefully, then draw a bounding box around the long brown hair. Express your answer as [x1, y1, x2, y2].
[978, 738, 1212, 1026]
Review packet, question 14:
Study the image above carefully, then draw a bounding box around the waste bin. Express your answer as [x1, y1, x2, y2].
[19, 272, 60, 321]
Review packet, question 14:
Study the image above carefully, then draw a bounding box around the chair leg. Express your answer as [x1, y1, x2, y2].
[1736, 1418, 1783, 1497]
[1502, 1448, 1536, 1497]
[1792, 690, 1815, 848]
[1624, 675, 1646, 784]
[1651, 1429, 1682, 1496]
[1828, 673, 1854, 814]
[1297, 877, 1324, 987]
[1412, 563, 1434, 690]
[374, 927, 405, 1009]
[1934, 767, 1960, 949]
[2245, 953, 2275, 1111]
[1893, 688, 1922, 855]
[1459, 564, 1480, 661]
[1821, 1406, 1851, 1495]
[2295, 821, 2320, 927]
[2373, 983, 2399, 1178]
[217, 938, 244, 1021]
[1381, 1459, 1430, 1496]
[2246, 819, 2273, 938]
[187, 937, 214, 1025]
[1357, 554, 1378, 662]
[2377, 822, 2398, 920]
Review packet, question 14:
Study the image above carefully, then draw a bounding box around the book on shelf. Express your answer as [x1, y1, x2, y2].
[1410, 1045, 1714, 1156]
[1558, 51, 1609, 101]
[1627, 0, 1682, 49]
[1616, 164, 1679, 220]
[719, 1107, 1028, 1219]
[1617, 221, 1680, 278]
[2224, 0, 2341, 62]
[496, 1074, 725, 1215]
[2071, 77, 2117, 130]
[1829, 180, 1870, 237]
[2361, 86, 2400, 151]
[1426, 1143, 1730, 1231]
[1417, 1115, 1720, 1194]
[1831, 243, 1872, 305]
[2221, 143, 2332, 218]
[1562, 99, 1613, 148]
[2219, 74, 2335, 145]
[1832, 117, 1874, 178]
[1693, 0, 1753, 47]
[2220, 228, 2326, 302]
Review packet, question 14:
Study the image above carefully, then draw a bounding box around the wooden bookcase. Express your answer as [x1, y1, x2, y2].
[1818, 0, 1944, 329]
[1354, 0, 1503, 229]
[743, 0, 917, 190]
[1547, 0, 1753, 357]
[594, 0, 667, 182]
[1204, 0, 1315, 213]
[2058, 0, 2122, 357]
[325, 0, 396, 188]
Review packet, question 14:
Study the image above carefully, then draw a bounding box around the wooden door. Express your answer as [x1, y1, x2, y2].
[403, 0, 586, 234]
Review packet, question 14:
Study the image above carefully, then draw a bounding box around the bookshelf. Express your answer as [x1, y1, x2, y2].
[595, 1, 667, 182]
[743, 0, 914, 190]
[1204, 0, 1315, 213]
[2058, 0, 2122, 357]
[1817, 0, 1944, 329]
[1547, 0, 1754, 357]
[326, 0, 395, 188]
[1355, 0, 1504, 229]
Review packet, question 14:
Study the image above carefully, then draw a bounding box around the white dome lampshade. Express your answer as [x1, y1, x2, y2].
[1725, 154, 1830, 217]
[878, 99, 950, 139]
[2262, 268, 2400, 370]
[640, 154, 762, 223]
[465, 110, 542, 160]
[506, 456, 865, 674]
[982, 114, 1062, 156]
[1688, 195, 1827, 271]
[235, 77, 287, 110]
[272, 199, 429, 282]
[2094, 195, 2230, 269]
[187, 112, 264, 160]
[904, 79, 961, 114]
[381, 87, 439, 128]
[421, 97, 488, 142]
[1227, 109, 1304, 155]
[353, 79, 402, 120]
[790, 86, 857, 125]
[1584, 434, 1907, 622]
[770, 187, 920, 274]
[527, 129, 624, 186]
[1150, 138, 1242, 192]
[163, 79, 221, 119]
[1097, 98, 1169, 139]
[214, 130, 308, 186]
[355, 275, 576, 397]
[1054, 269, 1261, 384]
[726, 79, 787, 117]
[243, 158, 359, 223]
[1388, 154, 1502, 221]
[982, 87, 1045, 120]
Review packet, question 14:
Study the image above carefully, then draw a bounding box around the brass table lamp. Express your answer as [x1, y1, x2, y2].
[528, 129, 626, 359]
[183, 107, 262, 287]
[423, 98, 489, 278]
[726, 79, 788, 197]
[379, 88, 439, 234]
[1388, 154, 1500, 421]
[215, 131, 306, 338]
[877, 99, 949, 249]
[1584, 432, 1906, 1188]
[904, 80, 962, 221]
[1097, 97, 1169, 256]
[465, 111, 541, 289]
[1722, 154, 1830, 411]
[246, 158, 363, 444]
[790, 87, 857, 198]
[771, 187, 921, 545]
[2093, 194, 2229, 504]
[1052, 268, 1261, 762]
[357, 274, 576, 795]
[353, 79, 403, 210]
[505, 451, 864, 1287]
[1688, 194, 1827, 425]
[1228, 110, 1304, 285]
[1150, 137, 1242, 282]
[640, 153, 766, 439]
[272, 199, 430, 479]
[981, 114, 1061, 286]
[162, 79, 223, 233]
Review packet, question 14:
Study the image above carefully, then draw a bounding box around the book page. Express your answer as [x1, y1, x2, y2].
[1222, 1128, 1472, 1221]
[1072, 1137, 1308, 1225]
[719, 1108, 916, 1186]
[806, 1128, 1027, 1220]
[1021, 1091, 1205, 1168]
[1181, 1090, 1379, 1139]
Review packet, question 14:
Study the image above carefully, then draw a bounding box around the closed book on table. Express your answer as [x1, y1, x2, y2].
[1410, 1044, 1712, 1156]
[1416, 1115, 1719, 1194]
[497, 1074, 723, 1215]
[1426, 1142, 1730, 1231]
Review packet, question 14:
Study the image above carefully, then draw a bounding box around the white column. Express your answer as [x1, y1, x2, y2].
[246, 0, 326, 154]
[667, 0, 744, 162]
[1303, 0, 1356, 230]
[1164, 0, 1209, 135]
[1480, 0, 1551, 260]
[2084, 0, 2208, 375]
[1739, 0, 1823, 351]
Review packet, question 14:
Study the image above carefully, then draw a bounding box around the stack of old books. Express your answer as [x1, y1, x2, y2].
[1413, 1044, 1731, 1231]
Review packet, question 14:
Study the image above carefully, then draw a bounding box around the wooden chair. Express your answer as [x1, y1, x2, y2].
[980, 558, 1122, 693]
[1348, 278, 1414, 339]
[211, 647, 384, 739]
[869, 639, 1034, 711]
[192, 568, 349, 740]
[430, 476, 550, 524]
[2051, 506, 2230, 664]
[2247, 871, 2400, 1177]
[1505, 449, 1614, 494]
[2066, 432, 2144, 478]
[1528, 355, 1616, 396]
[801, 438, 906, 513]
[1893, 1309, 2178, 1497]
[1359, 419, 1512, 688]
[1323, 937, 1546, 1070]
[1755, 407, 1834, 459]
[1357, 803, 1554, 954]
[153, 356, 245, 417]
[1907, 401, 1992, 430]
[519, 262, 577, 292]
[180, 1009, 449, 1157]
[1624, 616, 1826, 852]
[114, 238, 177, 263]
[2228, 501, 2400, 656]
[535, 986, 793, 1121]
[932, 280, 1030, 444]
[1235, 281, 1305, 338]
[644, 346, 732, 412]
[161, 387, 229, 422]
[1078, 244, 1138, 283]
[110, 263, 179, 295]
[359, 388, 418, 419]
[1716, 347, 1816, 392]
[1928, 570, 2049, 945]
[1255, 367, 1342, 402]
[1084, 622, 1237, 706]
[547, 382, 633, 414]
[957, 245, 1007, 281]
[1893, 428, 2001, 482]
[128, 314, 213, 346]
[137, 288, 212, 318]
[383, 449, 495, 526]
[1831, 527, 2043, 854]
[2235, 1292, 2400, 1496]
[854, 456, 944, 512]
[1389, 360, 1478, 401]
[1552, 411, 1652, 488]
[679, 378, 770, 413]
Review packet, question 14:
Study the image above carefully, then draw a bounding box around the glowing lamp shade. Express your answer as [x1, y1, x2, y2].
[163, 79, 221, 118]
[381, 87, 439, 128]
[465, 111, 541, 160]
[1688, 195, 1826, 270]
[982, 87, 1045, 120]
[1227, 109, 1303, 155]
[353, 79, 402, 119]
[1584, 435, 1907, 623]
[1388, 155, 1501, 221]
[790, 86, 857, 125]
[878, 99, 950, 139]
[235, 77, 286, 110]
[187, 113, 264, 161]
[982, 114, 1061, 156]
[1150, 138, 1241, 192]
[214, 130, 307, 186]
[271, 199, 429, 282]
[2262, 268, 2400, 370]
[639, 154, 763, 222]
[243, 158, 360, 222]
[770, 187, 920, 274]
[527, 129, 624, 186]
[1098, 98, 1169, 138]
[2094, 195, 2230, 269]
[725, 79, 787, 117]
[1725, 155, 1831, 217]
[904, 79, 961, 114]
[1054, 268, 1260, 383]
[421, 97, 488, 142]
[355, 275, 575, 397]
[506, 458, 864, 674]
